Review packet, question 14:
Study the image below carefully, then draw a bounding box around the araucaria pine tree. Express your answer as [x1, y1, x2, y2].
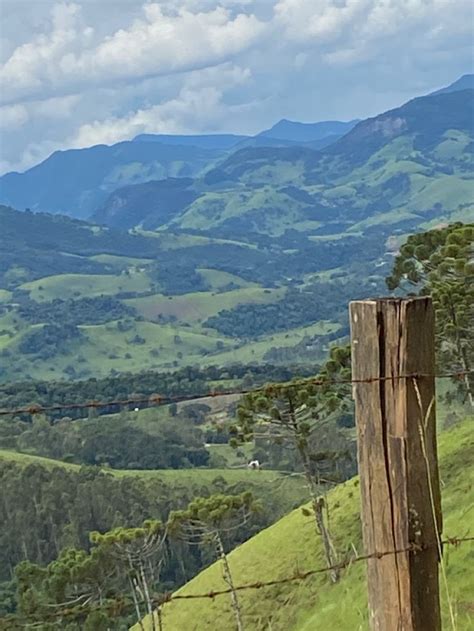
[233, 345, 352, 583]
[90, 519, 166, 631]
[168, 492, 258, 631]
[386, 222, 474, 407]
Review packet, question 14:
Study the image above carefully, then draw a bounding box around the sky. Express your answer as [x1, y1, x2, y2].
[0, 0, 473, 174]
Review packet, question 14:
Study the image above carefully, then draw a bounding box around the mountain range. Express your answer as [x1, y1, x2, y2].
[96, 84, 473, 234]
[0, 76, 472, 232]
[0, 75, 473, 383]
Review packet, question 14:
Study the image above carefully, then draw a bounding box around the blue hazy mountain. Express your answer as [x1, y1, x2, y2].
[0, 76, 471, 222]
[132, 133, 248, 149]
[430, 73, 474, 95]
[257, 119, 359, 142]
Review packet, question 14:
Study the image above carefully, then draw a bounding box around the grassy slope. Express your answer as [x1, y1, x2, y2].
[209, 321, 340, 365]
[126, 287, 282, 324]
[0, 308, 338, 381]
[0, 449, 307, 503]
[141, 418, 474, 631]
[20, 271, 154, 301]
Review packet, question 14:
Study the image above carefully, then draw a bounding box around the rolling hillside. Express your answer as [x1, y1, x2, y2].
[138, 417, 474, 631]
[0, 77, 472, 383]
[0, 447, 305, 492]
[0, 141, 222, 219]
[92, 87, 474, 238]
[168, 89, 473, 237]
[0, 447, 309, 576]
[0, 205, 366, 382]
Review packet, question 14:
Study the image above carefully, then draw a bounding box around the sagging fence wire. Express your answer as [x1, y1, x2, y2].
[0, 370, 471, 418]
[1, 368, 472, 629]
[1, 536, 472, 629]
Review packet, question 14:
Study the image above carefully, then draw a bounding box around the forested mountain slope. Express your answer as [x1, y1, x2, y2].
[0, 141, 222, 219]
[139, 418, 474, 631]
[1, 78, 472, 384]
[0, 448, 308, 601]
[96, 88, 474, 235]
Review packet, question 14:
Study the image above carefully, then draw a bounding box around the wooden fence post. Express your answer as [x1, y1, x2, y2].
[349, 297, 442, 631]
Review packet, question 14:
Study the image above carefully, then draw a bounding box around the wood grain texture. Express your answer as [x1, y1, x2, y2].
[350, 297, 441, 631]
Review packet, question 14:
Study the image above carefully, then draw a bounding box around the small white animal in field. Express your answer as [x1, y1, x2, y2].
[134, 408, 139, 412]
[247, 459, 261, 470]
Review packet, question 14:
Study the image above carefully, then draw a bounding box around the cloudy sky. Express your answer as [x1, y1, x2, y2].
[0, 0, 472, 174]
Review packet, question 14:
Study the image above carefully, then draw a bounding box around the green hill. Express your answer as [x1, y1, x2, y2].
[88, 90, 474, 242]
[0, 448, 309, 585]
[141, 418, 474, 630]
[0, 205, 356, 382]
[170, 90, 473, 238]
[0, 141, 222, 219]
[1, 84, 472, 383]
[0, 447, 304, 489]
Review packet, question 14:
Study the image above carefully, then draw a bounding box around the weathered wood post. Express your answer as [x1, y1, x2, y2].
[349, 297, 442, 631]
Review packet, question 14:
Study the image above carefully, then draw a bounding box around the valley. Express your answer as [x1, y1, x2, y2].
[0, 71, 473, 630]
[1, 81, 473, 383]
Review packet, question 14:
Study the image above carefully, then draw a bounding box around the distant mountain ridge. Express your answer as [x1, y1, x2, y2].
[96, 87, 474, 235]
[0, 75, 472, 224]
[132, 133, 248, 149]
[0, 141, 221, 219]
[257, 118, 359, 142]
[430, 73, 474, 96]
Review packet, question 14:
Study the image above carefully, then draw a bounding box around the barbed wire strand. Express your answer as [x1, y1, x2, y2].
[1, 536, 472, 629]
[413, 379, 456, 630]
[0, 370, 471, 418]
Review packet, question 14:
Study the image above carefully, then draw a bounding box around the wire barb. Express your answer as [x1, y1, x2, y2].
[1, 536, 472, 628]
[0, 371, 471, 417]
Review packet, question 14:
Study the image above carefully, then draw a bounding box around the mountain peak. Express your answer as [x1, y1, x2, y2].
[430, 73, 474, 96]
[258, 119, 359, 142]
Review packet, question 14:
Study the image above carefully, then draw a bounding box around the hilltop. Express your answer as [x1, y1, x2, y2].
[138, 417, 474, 630]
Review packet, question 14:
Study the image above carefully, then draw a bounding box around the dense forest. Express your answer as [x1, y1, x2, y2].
[0, 363, 313, 418]
[204, 279, 383, 338]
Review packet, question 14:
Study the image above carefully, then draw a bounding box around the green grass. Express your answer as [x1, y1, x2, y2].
[20, 271, 154, 301]
[175, 187, 309, 236]
[208, 321, 341, 365]
[432, 130, 472, 161]
[0, 449, 307, 501]
[0, 311, 25, 351]
[126, 287, 283, 324]
[1, 319, 231, 381]
[0, 289, 12, 303]
[197, 269, 257, 291]
[139, 417, 474, 631]
[0, 310, 338, 381]
[90, 254, 154, 268]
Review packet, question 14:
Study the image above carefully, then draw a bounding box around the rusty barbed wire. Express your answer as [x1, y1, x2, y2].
[1, 536, 472, 628]
[0, 370, 471, 418]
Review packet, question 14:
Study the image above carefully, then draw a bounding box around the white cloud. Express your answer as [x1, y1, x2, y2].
[0, 105, 29, 130]
[70, 63, 253, 147]
[35, 95, 81, 119]
[0, 2, 264, 104]
[0, 1, 472, 175]
[0, 3, 93, 103]
[274, 0, 474, 65]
